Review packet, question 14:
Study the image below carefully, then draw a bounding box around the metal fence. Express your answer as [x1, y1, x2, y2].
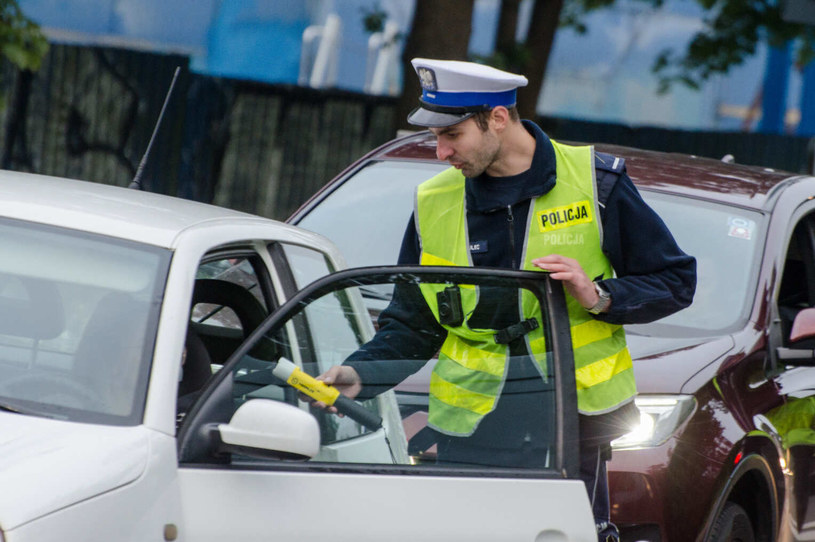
[0, 45, 188, 192]
[0, 43, 397, 220]
[0, 43, 812, 222]
[539, 116, 815, 175]
[194, 80, 397, 218]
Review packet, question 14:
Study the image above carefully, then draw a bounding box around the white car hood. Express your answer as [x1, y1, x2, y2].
[0, 412, 149, 530]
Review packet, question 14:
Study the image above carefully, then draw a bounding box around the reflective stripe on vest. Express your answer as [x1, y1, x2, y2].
[416, 140, 636, 435]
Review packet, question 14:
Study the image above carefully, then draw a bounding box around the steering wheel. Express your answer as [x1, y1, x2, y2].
[0, 372, 103, 411]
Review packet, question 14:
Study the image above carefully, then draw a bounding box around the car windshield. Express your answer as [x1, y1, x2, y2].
[628, 192, 763, 337]
[297, 160, 764, 338]
[0, 218, 170, 424]
[299, 161, 448, 267]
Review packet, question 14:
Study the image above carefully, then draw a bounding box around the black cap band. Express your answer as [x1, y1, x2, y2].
[418, 99, 493, 115]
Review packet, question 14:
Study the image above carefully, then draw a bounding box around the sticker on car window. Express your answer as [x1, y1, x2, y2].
[728, 217, 755, 240]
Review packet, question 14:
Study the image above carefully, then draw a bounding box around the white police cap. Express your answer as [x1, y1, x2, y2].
[407, 58, 529, 128]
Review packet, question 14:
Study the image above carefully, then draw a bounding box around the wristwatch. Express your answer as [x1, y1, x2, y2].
[587, 281, 612, 315]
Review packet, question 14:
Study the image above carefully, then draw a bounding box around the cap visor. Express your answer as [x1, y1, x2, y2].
[407, 107, 474, 128]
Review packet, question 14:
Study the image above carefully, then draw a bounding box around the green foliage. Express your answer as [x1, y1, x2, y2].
[471, 43, 532, 74]
[561, 0, 815, 93]
[358, 3, 403, 47]
[0, 0, 47, 72]
[561, 0, 665, 34]
[652, 0, 812, 93]
[360, 3, 387, 34]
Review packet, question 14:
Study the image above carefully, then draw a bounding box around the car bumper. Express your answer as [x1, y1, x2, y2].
[609, 439, 724, 541]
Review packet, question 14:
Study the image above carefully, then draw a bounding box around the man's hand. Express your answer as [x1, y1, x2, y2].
[311, 365, 363, 414]
[531, 254, 600, 310]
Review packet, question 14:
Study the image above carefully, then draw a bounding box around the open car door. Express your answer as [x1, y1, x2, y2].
[176, 266, 595, 542]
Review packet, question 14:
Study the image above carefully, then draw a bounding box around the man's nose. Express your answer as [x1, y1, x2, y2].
[436, 140, 453, 161]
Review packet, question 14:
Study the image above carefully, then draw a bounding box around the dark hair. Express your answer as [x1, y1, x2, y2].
[472, 106, 520, 131]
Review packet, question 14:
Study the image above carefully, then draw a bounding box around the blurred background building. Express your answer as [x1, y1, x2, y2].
[19, 0, 812, 135]
[5, 0, 811, 222]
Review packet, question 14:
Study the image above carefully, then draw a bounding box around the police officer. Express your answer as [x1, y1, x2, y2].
[318, 58, 696, 542]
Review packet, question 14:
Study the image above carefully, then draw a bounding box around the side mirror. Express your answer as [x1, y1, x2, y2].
[215, 399, 320, 460]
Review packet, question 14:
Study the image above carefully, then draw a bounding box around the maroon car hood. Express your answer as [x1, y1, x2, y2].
[627, 333, 735, 394]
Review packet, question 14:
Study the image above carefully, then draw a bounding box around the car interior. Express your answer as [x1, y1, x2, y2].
[779, 217, 815, 347]
[177, 258, 272, 420]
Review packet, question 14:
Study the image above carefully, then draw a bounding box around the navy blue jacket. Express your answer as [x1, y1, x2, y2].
[345, 121, 696, 446]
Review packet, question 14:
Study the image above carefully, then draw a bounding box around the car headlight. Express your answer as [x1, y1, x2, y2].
[611, 395, 696, 450]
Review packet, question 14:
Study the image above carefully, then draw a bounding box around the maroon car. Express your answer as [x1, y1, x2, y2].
[289, 130, 815, 541]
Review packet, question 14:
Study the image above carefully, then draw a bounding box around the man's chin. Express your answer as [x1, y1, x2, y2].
[459, 166, 483, 178]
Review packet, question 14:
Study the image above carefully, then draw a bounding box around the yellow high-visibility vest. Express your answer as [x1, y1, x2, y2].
[416, 140, 636, 436]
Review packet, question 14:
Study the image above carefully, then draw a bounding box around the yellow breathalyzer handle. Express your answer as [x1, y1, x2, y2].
[272, 358, 382, 430]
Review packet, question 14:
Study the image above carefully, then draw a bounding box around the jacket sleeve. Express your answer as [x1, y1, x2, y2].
[344, 216, 446, 399]
[594, 169, 697, 325]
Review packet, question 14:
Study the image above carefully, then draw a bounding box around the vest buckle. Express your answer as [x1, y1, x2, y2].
[494, 318, 539, 344]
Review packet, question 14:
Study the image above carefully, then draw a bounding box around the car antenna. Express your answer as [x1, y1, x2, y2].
[129, 66, 181, 191]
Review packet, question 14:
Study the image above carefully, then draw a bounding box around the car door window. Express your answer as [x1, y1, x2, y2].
[179, 267, 579, 478]
[191, 257, 269, 358]
[253, 242, 378, 446]
[763, 213, 815, 455]
[779, 216, 815, 344]
[180, 244, 365, 438]
[179, 253, 275, 421]
[279, 243, 336, 288]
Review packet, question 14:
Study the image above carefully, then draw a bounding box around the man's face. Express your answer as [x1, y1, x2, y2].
[430, 117, 500, 178]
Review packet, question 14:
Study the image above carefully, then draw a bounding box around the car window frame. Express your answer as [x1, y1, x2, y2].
[177, 265, 580, 480]
[770, 203, 815, 372]
[266, 241, 338, 372]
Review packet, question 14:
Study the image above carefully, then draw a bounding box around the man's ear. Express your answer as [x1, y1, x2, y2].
[490, 106, 510, 132]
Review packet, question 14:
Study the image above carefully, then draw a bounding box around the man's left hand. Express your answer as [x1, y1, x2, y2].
[531, 254, 599, 310]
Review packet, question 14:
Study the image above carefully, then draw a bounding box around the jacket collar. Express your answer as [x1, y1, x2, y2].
[465, 120, 557, 213]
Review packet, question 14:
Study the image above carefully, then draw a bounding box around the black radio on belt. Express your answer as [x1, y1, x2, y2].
[437, 285, 464, 327]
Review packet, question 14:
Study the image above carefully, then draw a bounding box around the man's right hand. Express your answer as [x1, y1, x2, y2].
[311, 365, 363, 414]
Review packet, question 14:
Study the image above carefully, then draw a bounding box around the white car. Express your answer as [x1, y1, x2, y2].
[0, 171, 595, 541]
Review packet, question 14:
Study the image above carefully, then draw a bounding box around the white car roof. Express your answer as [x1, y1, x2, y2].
[0, 170, 317, 250]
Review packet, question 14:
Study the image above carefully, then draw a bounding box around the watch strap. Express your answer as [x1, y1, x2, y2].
[588, 282, 611, 315]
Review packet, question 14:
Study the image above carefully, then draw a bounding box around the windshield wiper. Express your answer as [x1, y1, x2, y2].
[0, 400, 40, 416]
